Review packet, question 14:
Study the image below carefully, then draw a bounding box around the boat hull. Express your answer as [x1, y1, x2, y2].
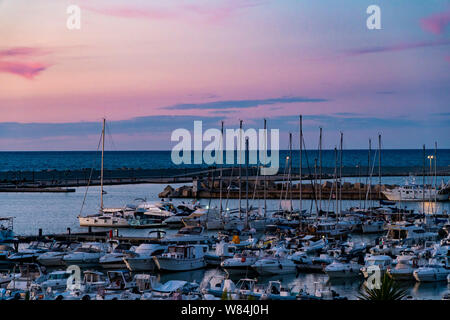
[154, 257, 205, 272]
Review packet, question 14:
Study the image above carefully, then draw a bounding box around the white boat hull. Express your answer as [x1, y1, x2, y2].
[124, 257, 156, 271]
[154, 257, 205, 271]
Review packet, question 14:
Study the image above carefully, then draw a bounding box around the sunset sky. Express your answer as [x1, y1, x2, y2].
[0, 0, 449, 150]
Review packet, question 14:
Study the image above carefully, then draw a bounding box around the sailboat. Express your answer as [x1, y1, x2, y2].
[78, 119, 130, 228]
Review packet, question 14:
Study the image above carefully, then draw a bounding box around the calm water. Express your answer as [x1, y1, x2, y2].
[1, 176, 449, 300]
[0, 149, 449, 172]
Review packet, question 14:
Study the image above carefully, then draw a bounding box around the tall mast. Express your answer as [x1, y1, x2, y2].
[314, 158, 318, 215]
[335, 147, 338, 215]
[100, 118, 105, 210]
[219, 121, 224, 216]
[264, 119, 267, 219]
[422, 145, 425, 214]
[358, 162, 361, 208]
[434, 141, 437, 209]
[289, 132, 293, 215]
[299, 115, 303, 216]
[239, 119, 243, 219]
[378, 134, 382, 201]
[319, 127, 322, 214]
[339, 132, 343, 216]
[245, 138, 249, 229]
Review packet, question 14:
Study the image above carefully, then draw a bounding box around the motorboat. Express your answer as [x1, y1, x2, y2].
[62, 242, 108, 267]
[7, 263, 47, 291]
[413, 257, 450, 282]
[362, 220, 385, 234]
[123, 243, 166, 272]
[104, 270, 136, 291]
[250, 280, 297, 300]
[361, 255, 393, 278]
[201, 274, 239, 299]
[251, 251, 297, 276]
[99, 242, 136, 269]
[220, 251, 260, 275]
[52, 270, 109, 300]
[382, 179, 449, 201]
[204, 242, 235, 266]
[36, 270, 72, 292]
[384, 222, 439, 245]
[153, 244, 208, 272]
[325, 261, 362, 279]
[36, 242, 81, 267]
[387, 255, 417, 281]
[161, 226, 212, 245]
[7, 241, 53, 263]
[143, 280, 201, 300]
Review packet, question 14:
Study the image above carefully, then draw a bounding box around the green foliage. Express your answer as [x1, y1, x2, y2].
[221, 288, 228, 300]
[358, 274, 407, 300]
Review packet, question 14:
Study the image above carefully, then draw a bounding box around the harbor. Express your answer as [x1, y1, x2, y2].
[1, 120, 449, 301]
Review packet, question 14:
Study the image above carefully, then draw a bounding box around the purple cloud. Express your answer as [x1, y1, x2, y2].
[0, 60, 50, 79]
[346, 39, 450, 56]
[0, 46, 52, 79]
[420, 10, 450, 34]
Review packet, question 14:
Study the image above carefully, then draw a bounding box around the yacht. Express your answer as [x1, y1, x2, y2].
[362, 220, 385, 234]
[78, 208, 131, 228]
[204, 242, 235, 266]
[62, 242, 108, 267]
[387, 255, 417, 281]
[251, 251, 297, 275]
[220, 251, 260, 275]
[36, 242, 81, 267]
[99, 242, 136, 269]
[361, 255, 393, 278]
[161, 226, 211, 245]
[382, 179, 449, 202]
[413, 257, 449, 282]
[123, 243, 166, 272]
[8, 241, 53, 263]
[153, 244, 208, 272]
[384, 222, 438, 245]
[325, 261, 362, 279]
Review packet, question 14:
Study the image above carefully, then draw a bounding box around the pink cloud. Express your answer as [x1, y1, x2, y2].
[0, 46, 52, 79]
[420, 10, 450, 34]
[83, 0, 266, 24]
[0, 60, 50, 79]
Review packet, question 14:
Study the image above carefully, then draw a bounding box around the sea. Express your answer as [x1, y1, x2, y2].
[0, 150, 449, 300]
[0, 149, 449, 172]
